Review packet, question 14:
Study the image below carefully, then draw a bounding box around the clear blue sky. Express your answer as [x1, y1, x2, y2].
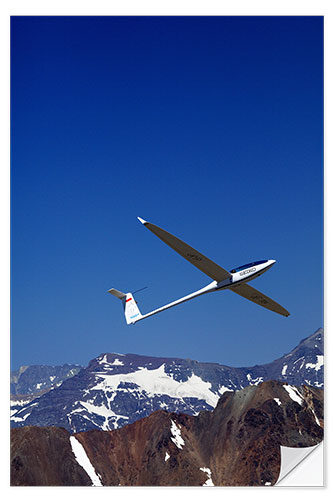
[11, 16, 323, 370]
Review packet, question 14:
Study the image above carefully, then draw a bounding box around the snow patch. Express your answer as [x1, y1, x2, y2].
[99, 355, 124, 366]
[305, 379, 323, 388]
[67, 412, 94, 433]
[11, 412, 31, 422]
[110, 358, 124, 366]
[310, 407, 321, 427]
[292, 357, 305, 370]
[70, 436, 102, 486]
[218, 386, 230, 395]
[305, 355, 324, 372]
[274, 398, 282, 406]
[283, 385, 303, 405]
[281, 365, 288, 376]
[246, 374, 263, 386]
[10, 398, 31, 409]
[165, 452, 170, 461]
[92, 363, 218, 408]
[200, 467, 214, 486]
[78, 401, 128, 430]
[170, 420, 185, 449]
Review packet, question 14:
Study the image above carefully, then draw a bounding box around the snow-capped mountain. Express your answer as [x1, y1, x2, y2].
[240, 327, 323, 388]
[11, 381, 323, 486]
[10, 328, 323, 434]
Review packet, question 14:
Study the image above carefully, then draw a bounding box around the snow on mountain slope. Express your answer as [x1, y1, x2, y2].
[10, 328, 323, 434]
[91, 363, 219, 407]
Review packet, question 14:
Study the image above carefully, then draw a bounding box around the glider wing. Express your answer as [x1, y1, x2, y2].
[138, 217, 231, 282]
[230, 283, 290, 317]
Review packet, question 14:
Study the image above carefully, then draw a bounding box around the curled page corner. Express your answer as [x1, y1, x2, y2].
[276, 442, 323, 486]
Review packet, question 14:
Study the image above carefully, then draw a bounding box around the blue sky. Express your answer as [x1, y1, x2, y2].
[11, 16, 323, 370]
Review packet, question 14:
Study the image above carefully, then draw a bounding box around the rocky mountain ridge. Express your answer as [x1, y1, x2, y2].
[10, 364, 83, 417]
[11, 363, 83, 395]
[10, 328, 323, 434]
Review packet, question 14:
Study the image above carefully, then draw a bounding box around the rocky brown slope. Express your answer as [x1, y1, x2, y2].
[11, 380, 323, 486]
[10, 426, 91, 486]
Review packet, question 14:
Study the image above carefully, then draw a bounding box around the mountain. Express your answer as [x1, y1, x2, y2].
[11, 363, 83, 396]
[10, 328, 323, 434]
[249, 327, 323, 387]
[10, 364, 83, 418]
[11, 380, 323, 486]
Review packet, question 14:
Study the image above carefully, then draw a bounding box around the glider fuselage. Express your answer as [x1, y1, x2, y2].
[217, 259, 276, 289]
[128, 260, 277, 323]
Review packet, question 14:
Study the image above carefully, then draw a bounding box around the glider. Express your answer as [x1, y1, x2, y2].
[108, 217, 290, 324]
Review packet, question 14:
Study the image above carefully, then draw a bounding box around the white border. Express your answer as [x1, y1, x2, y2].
[2, 1, 331, 498]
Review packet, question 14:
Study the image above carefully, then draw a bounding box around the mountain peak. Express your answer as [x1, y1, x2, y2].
[11, 329, 324, 434]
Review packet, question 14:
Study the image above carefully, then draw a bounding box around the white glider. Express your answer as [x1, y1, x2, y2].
[108, 218, 290, 324]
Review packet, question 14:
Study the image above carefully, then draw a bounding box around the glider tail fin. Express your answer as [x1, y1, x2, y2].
[123, 292, 142, 324]
[108, 288, 142, 324]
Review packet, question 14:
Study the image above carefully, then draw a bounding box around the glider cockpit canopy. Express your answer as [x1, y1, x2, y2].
[230, 260, 268, 274]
